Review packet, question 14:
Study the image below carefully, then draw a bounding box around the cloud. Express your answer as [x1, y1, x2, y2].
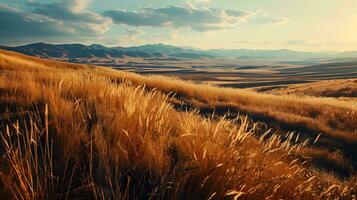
[249, 10, 288, 25]
[104, 3, 254, 31]
[233, 40, 255, 44]
[0, 4, 71, 37]
[29, 0, 112, 34]
[270, 17, 288, 25]
[123, 28, 144, 40]
[286, 40, 308, 45]
[0, 1, 112, 44]
[286, 40, 322, 46]
[0, 1, 287, 45]
[193, 0, 211, 2]
[233, 40, 274, 45]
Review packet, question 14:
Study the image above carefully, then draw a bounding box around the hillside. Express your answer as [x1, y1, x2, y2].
[0, 50, 356, 199]
[0, 43, 214, 61]
[3, 42, 357, 62]
[3, 44, 357, 91]
[256, 79, 357, 99]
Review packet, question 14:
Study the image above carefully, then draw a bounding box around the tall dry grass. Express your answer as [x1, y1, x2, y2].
[0, 50, 356, 199]
[95, 66, 357, 177]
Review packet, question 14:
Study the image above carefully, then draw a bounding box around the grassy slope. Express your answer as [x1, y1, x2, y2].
[259, 79, 357, 98]
[96, 62, 357, 176]
[0, 50, 356, 199]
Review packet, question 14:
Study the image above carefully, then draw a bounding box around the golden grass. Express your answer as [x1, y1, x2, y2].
[95, 65, 357, 177]
[0, 50, 356, 199]
[264, 78, 357, 98]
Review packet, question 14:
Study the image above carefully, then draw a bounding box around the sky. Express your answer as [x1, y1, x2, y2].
[1, 0, 357, 51]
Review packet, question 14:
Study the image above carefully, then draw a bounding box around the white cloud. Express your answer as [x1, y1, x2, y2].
[193, 0, 211, 3]
[70, 0, 92, 13]
[30, 0, 112, 35]
[103, 4, 272, 32]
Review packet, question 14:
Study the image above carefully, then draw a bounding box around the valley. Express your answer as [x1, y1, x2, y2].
[2, 43, 357, 89]
[108, 59, 357, 88]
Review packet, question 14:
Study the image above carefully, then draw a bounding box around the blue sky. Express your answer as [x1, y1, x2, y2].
[1, 0, 357, 51]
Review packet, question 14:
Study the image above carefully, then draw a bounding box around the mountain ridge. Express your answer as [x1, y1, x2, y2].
[1, 42, 356, 61]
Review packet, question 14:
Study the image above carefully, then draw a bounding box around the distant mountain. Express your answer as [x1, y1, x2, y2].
[117, 44, 186, 54]
[0, 43, 125, 59]
[168, 52, 214, 59]
[336, 51, 357, 58]
[0, 43, 213, 61]
[207, 49, 334, 60]
[115, 44, 212, 58]
[1, 42, 356, 62]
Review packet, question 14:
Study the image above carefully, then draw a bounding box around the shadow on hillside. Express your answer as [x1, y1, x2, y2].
[170, 96, 357, 179]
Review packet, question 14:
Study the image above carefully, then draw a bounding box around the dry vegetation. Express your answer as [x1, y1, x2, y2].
[96, 63, 357, 178]
[259, 79, 357, 99]
[0, 50, 356, 199]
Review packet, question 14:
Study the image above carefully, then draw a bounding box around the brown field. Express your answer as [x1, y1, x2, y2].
[0, 50, 356, 199]
[98, 57, 357, 88]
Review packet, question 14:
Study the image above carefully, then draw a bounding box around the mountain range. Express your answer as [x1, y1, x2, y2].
[1, 43, 357, 62]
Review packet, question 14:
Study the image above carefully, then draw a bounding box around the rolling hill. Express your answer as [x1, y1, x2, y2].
[0, 43, 214, 61]
[0, 50, 356, 199]
[2, 42, 357, 63]
[259, 78, 357, 98]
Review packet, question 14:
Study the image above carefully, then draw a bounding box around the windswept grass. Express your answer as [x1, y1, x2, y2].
[96, 66, 357, 177]
[0, 50, 356, 199]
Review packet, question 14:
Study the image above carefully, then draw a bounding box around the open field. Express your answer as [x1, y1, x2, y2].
[0, 50, 356, 199]
[97, 57, 357, 88]
[4, 43, 357, 89]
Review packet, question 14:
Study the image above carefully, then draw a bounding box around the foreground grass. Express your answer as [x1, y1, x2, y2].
[0, 50, 356, 199]
[96, 66, 357, 178]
